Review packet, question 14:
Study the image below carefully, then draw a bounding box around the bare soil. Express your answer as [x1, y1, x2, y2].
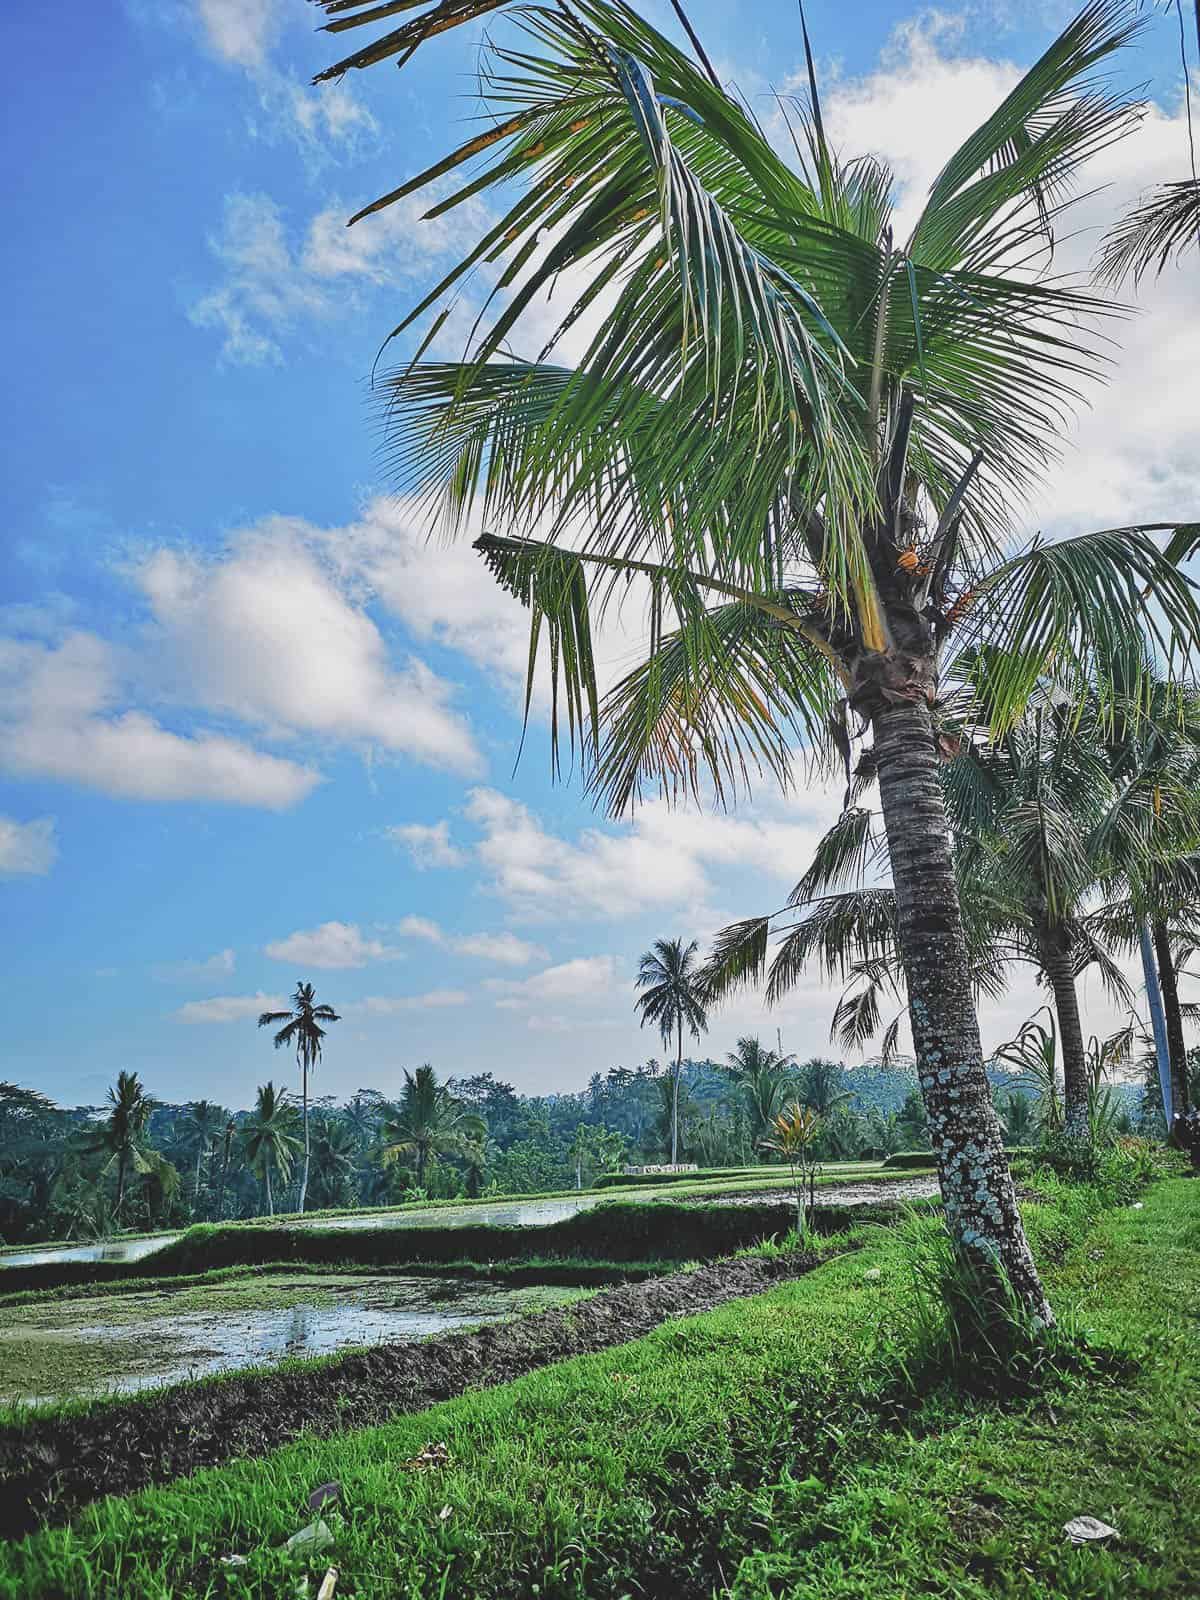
[0, 1248, 824, 1539]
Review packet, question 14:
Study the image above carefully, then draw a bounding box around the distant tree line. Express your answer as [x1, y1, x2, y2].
[2, 1042, 1182, 1247]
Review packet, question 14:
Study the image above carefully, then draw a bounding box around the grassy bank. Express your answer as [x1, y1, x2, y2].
[0, 1257, 666, 1316]
[5, 1177, 1192, 1597]
[0, 1196, 915, 1296]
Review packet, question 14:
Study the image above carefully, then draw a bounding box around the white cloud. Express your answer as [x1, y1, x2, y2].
[188, 193, 329, 365]
[386, 820, 468, 870]
[359, 988, 469, 1014]
[152, 948, 236, 982]
[454, 931, 549, 966]
[316, 495, 646, 715]
[488, 955, 619, 1010]
[189, 186, 487, 365]
[134, 523, 481, 775]
[395, 915, 548, 965]
[0, 814, 57, 877]
[0, 632, 319, 810]
[459, 786, 836, 922]
[176, 990, 286, 1024]
[265, 921, 404, 969]
[806, 20, 1200, 534]
[196, 0, 279, 69]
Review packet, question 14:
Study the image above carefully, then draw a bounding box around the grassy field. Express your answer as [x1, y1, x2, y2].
[2, 1176, 1194, 1598]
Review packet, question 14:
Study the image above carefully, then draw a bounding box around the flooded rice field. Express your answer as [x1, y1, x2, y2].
[0, 1164, 898, 1273]
[0, 1272, 588, 1407]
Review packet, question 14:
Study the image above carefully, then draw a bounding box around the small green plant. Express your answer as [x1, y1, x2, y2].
[759, 1105, 823, 1234]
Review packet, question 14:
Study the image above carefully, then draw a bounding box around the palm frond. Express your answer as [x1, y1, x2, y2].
[910, 0, 1145, 272]
[765, 888, 897, 1003]
[1097, 179, 1200, 285]
[699, 916, 771, 1004]
[956, 525, 1200, 731]
[786, 805, 879, 904]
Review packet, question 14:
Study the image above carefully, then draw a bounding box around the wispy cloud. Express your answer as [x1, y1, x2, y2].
[0, 814, 58, 877]
[265, 921, 405, 970]
[176, 990, 285, 1024]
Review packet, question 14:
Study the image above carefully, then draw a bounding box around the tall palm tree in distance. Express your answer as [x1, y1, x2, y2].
[313, 0, 1200, 1324]
[721, 1036, 797, 1151]
[84, 1071, 156, 1223]
[259, 981, 340, 1214]
[180, 1099, 225, 1217]
[635, 938, 708, 1164]
[241, 1081, 301, 1218]
[382, 1065, 486, 1188]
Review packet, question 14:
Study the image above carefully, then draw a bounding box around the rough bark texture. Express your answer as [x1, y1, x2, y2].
[1153, 918, 1191, 1119]
[872, 699, 1052, 1325]
[1038, 929, 1091, 1138]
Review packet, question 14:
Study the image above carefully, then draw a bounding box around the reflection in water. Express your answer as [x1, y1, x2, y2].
[0, 1236, 180, 1270]
[11, 1278, 581, 1405]
[0, 1197, 598, 1269]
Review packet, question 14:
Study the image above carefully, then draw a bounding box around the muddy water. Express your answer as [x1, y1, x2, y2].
[1, 1275, 587, 1406]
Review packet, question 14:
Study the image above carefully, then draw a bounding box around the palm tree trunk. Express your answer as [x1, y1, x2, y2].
[672, 1018, 682, 1165]
[1153, 918, 1190, 1120]
[194, 1145, 204, 1215]
[218, 1125, 232, 1222]
[299, 1058, 310, 1215]
[265, 1162, 273, 1218]
[116, 1147, 128, 1221]
[1037, 928, 1090, 1139]
[872, 699, 1052, 1325]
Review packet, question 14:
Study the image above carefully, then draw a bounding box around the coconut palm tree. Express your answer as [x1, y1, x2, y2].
[382, 1065, 486, 1188]
[82, 1071, 157, 1223]
[460, 1132, 496, 1198]
[314, 0, 1200, 1322]
[179, 1100, 226, 1217]
[258, 982, 341, 1215]
[1088, 678, 1200, 1128]
[241, 1082, 301, 1218]
[794, 1058, 855, 1120]
[721, 1036, 797, 1150]
[635, 938, 708, 1164]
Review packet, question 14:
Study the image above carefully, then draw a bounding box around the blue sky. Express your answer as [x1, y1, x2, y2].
[1, 0, 1195, 1109]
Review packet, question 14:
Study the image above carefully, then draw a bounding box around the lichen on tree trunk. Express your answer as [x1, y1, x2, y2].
[872, 698, 1053, 1326]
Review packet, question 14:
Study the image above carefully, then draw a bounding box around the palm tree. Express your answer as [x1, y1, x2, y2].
[315, 0, 1200, 1323]
[460, 1132, 495, 1198]
[82, 1071, 156, 1223]
[794, 1059, 855, 1120]
[241, 1082, 301, 1218]
[1089, 679, 1200, 1129]
[721, 1036, 796, 1151]
[179, 1100, 226, 1217]
[215, 1117, 236, 1222]
[382, 1065, 486, 1188]
[258, 982, 341, 1215]
[635, 938, 708, 1165]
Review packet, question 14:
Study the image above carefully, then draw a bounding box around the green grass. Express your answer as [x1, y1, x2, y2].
[6, 1182, 1190, 1599]
[0, 1257, 664, 1315]
[0, 1162, 897, 1259]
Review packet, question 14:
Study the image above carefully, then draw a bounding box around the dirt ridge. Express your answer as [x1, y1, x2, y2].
[0, 1249, 825, 1540]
